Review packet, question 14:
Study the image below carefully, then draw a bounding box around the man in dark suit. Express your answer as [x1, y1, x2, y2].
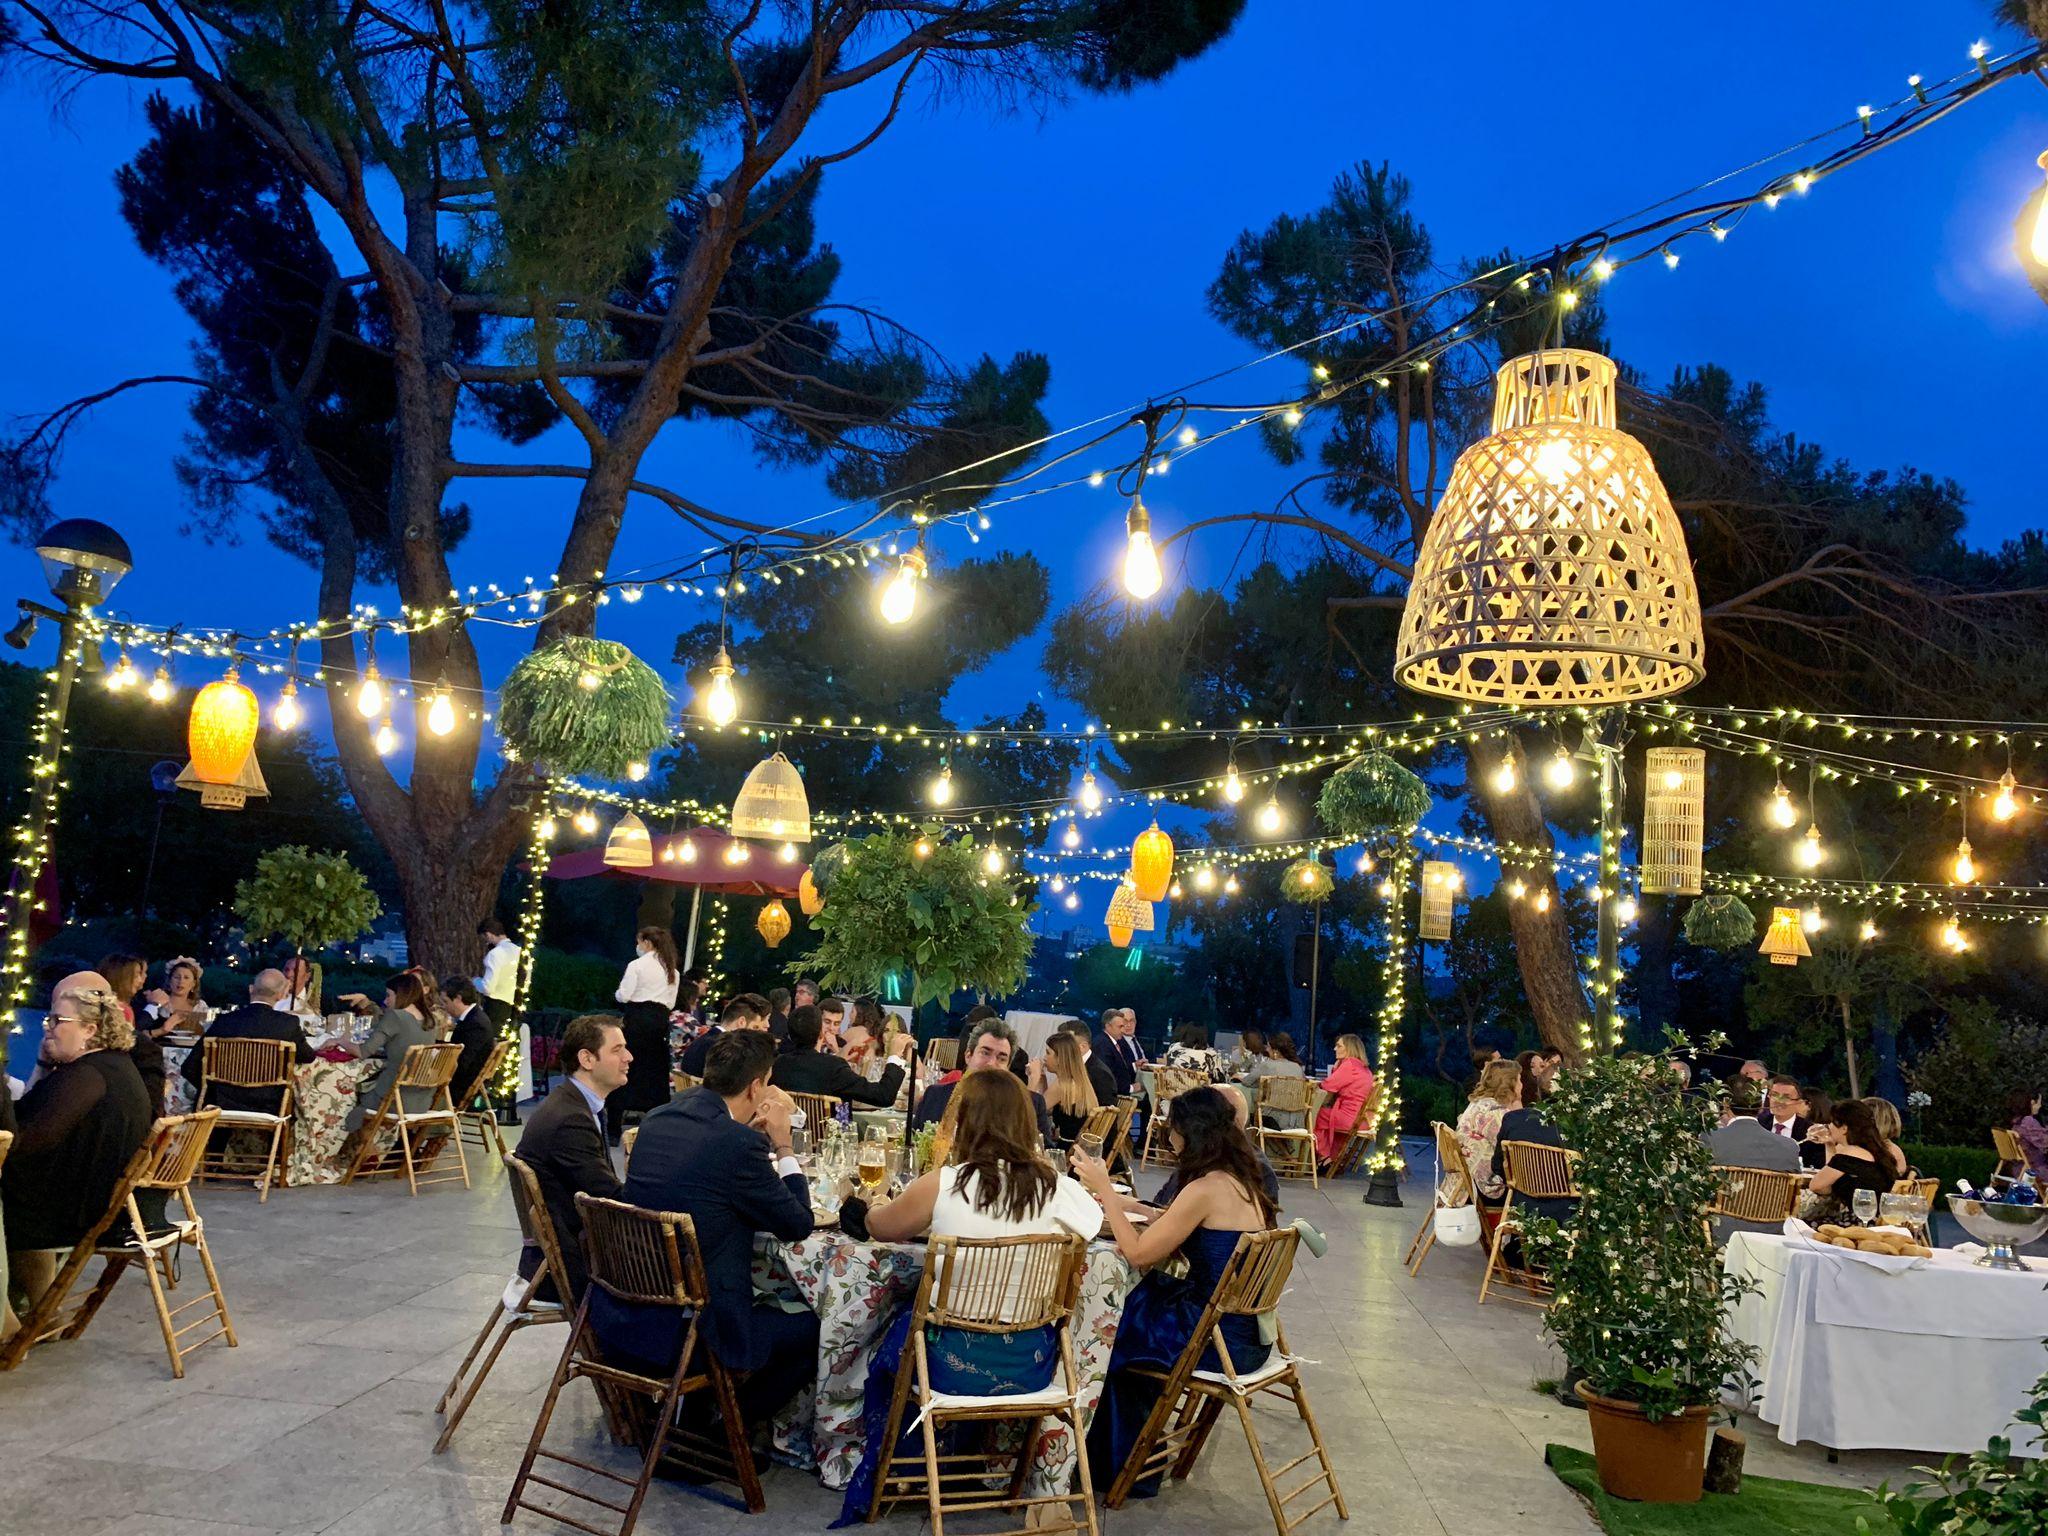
[604, 1031, 817, 1427]
[1755, 1075, 1825, 1166]
[1492, 1102, 1577, 1222]
[512, 1014, 628, 1299]
[442, 978, 496, 1104]
[678, 993, 769, 1078]
[771, 1005, 906, 1107]
[1064, 1019, 1122, 1109]
[911, 1020, 1054, 1143]
[766, 987, 792, 1044]
[180, 969, 315, 1114]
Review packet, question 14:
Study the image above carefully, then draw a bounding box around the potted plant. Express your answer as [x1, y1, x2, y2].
[234, 845, 384, 987]
[1522, 1035, 1757, 1503]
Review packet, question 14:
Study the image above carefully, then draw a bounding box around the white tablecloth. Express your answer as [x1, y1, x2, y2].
[1723, 1231, 2048, 1456]
[1003, 1010, 1075, 1060]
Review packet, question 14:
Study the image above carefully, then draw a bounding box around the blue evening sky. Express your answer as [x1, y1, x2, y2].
[3, 0, 2043, 914]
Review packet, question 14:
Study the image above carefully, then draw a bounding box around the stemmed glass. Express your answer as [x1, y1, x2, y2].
[1852, 1188, 1879, 1226]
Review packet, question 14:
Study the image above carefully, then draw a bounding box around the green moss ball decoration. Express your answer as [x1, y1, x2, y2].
[1318, 750, 1431, 838]
[1683, 894, 1756, 950]
[497, 637, 672, 779]
[1281, 858, 1335, 904]
[808, 841, 850, 895]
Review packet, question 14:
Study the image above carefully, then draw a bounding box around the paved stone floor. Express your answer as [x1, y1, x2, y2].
[0, 1144, 1925, 1536]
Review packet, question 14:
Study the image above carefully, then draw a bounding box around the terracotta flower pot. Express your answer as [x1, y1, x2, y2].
[1575, 1382, 1713, 1503]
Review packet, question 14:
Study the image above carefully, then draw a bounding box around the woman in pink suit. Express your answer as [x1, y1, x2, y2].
[1314, 1034, 1375, 1165]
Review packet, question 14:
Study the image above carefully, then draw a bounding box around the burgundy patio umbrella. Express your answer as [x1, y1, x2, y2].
[544, 825, 806, 970]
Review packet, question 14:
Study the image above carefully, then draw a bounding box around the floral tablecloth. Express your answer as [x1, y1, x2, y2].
[161, 1043, 198, 1115]
[283, 1058, 379, 1186]
[754, 1230, 1136, 1495]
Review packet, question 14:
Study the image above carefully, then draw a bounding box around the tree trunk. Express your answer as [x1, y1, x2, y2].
[1467, 738, 1589, 1062]
[1633, 894, 1679, 1044]
[637, 881, 677, 933]
[1871, 995, 1905, 1105]
[389, 833, 512, 981]
[1840, 997, 1862, 1099]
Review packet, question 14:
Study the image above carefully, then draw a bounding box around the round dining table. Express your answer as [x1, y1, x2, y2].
[754, 1228, 1138, 1495]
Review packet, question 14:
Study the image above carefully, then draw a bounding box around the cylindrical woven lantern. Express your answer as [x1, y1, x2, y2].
[1105, 879, 1156, 934]
[1758, 905, 1810, 966]
[730, 752, 812, 842]
[756, 898, 792, 949]
[1642, 747, 1706, 895]
[603, 812, 654, 870]
[798, 868, 824, 917]
[188, 674, 260, 786]
[1131, 822, 1174, 903]
[1419, 860, 1456, 941]
[1395, 349, 1703, 705]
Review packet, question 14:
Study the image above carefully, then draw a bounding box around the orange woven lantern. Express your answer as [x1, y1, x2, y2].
[187, 672, 260, 786]
[798, 869, 824, 917]
[1108, 923, 1134, 950]
[1131, 821, 1174, 903]
[756, 898, 793, 949]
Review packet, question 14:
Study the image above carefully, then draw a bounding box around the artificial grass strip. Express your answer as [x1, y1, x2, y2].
[1546, 1444, 1889, 1536]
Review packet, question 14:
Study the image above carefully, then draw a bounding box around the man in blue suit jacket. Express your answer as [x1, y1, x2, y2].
[598, 1029, 817, 1428]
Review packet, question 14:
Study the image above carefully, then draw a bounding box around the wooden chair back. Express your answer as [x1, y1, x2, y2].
[456, 1038, 512, 1109]
[925, 1036, 960, 1073]
[1992, 1126, 2024, 1163]
[1211, 1227, 1300, 1319]
[1077, 1104, 1118, 1145]
[399, 1041, 465, 1092]
[919, 1232, 1084, 1333]
[1108, 1094, 1137, 1153]
[575, 1193, 709, 1309]
[1709, 1165, 1802, 1223]
[1892, 1176, 1939, 1203]
[505, 1154, 577, 1305]
[136, 1109, 223, 1190]
[1430, 1122, 1474, 1206]
[201, 1037, 294, 1090]
[785, 1091, 840, 1134]
[1254, 1073, 1313, 1117]
[1499, 1140, 1579, 1202]
[621, 1126, 639, 1167]
[672, 1070, 701, 1092]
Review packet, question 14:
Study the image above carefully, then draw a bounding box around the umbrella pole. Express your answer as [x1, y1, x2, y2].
[681, 885, 703, 972]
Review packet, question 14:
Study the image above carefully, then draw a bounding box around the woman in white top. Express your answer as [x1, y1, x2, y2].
[609, 926, 680, 1143]
[847, 1069, 1103, 1522]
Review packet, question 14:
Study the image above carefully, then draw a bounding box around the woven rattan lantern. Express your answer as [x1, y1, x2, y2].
[1108, 922, 1135, 950]
[1419, 860, 1458, 941]
[730, 752, 811, 842]
[1395, 349, 1703, 706]
[1105, 878, 1155, 939]
[603, 812, 654, 870]
[187, 672, 260, 788]
[1642, 747, 1706, 895]
[1758, 905, 1811, 966]
[756, 898, 792, 949]
[798, 868, 824, 917]
[1131, 822, 1175, 902]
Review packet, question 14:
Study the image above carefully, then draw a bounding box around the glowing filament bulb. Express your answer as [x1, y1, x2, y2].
[1064, 892, 1080, 910]
[1356, 851, 1375, 874]
[1050, 876, 1065, 893]
[1224, 874, 1240, 895]
[273, 680, 302, 731]
[538, 815, 558, 840]
[374, 715, 399, 757]
[108, 652, 138, 691]
[1533, 438, 1575, 483]
[427, 680, 455, 738]
[1802, 906, 1824, 934]
[627, 761, 647, 781]
[1993, 771, 2019, 822]
[1062, 821, 1081, 850]
[913, 837, 933, 859]
[573, 806, 598, 835]
[146, 666, 173, 704]
[1490, 756, 1518, 794]
[1078, 770, 1102, 812]
[355, 662, 384, 719]
[1257, 795, 1283, 835]
[1544, 749, 1576, 790]
[1661, 767, 1685, 791]
[982, 845, 1005, 875]
[1222, 763, 1245, 803]
[930, 766, 955, 806]
[1616, 896, 1638, 923]
[1941, 916, 1967, 952]
[1299, 866, 1317, 887]
[878, 546, 927, 625]
[1507, 878, 1527, 900]
[1796, 824, 1824, 870]
[1535, 888, 1552, 913]
[679, 837, 697, 863]
[1168, 879, 1183, 899]
[1194, 865, 1215, 892]
[1122, 498, 1162, 599]
[700, 646, 739, 727]
[1768, 783, 1797, 829]
[1951, 835, 1976, 885]
[577, 668, 602, 691]
[2031, 151, 2048, 265]
[1859, 919, 1879, 942]
[1377, 878, 1396, 900]
[778, 841, 797, 863]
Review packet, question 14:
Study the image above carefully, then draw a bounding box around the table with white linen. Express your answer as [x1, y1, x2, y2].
[1723, 1230, 2048, 1456]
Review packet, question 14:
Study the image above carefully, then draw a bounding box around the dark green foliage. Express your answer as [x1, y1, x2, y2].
[808, 842, 850, 895]
[1317, 751, 1430, 838]
[1281, 858, 1333, 904]
[1682, 895, 1756, 951]
[1896, 1143, 1999, 1194]
[498, 637, 672, 778]
[1905, 1008, 2048, 1144]
[234, 846, 383, 953]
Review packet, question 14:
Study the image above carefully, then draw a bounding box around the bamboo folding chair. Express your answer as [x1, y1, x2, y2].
[1404, 1123, 1480, 1277]
[504, 1195, 763, 1533]
[1709, 1166, 1803, 1225]
[1478, 1141, 1580, 1307]
[1322, 1087, 1379, 1180]
[926, 1037, 961, 1073]
[1074, 1103, 1119, 1149]
[863, 1232, 1093, 1536]
[342, 1041, 471, 1196]
[672, 1070, 701, 1093]
[621, 1125, 640, 1168]
[436, 1154, 576, 1453]
[1107, 1095, 1138, 1166]
[195, 1036, 297, 1202]
[455, 1038, 515, 1162]
[785, 1091, 842, 1139]
[1892, 1176, 1939, 1203]
[1991, 1127, 2026, 1191]
[1102, 1228, 1345, 1536]
[1139, 1068, 1208, 1168]
[1254, 1076, 1320, 1188]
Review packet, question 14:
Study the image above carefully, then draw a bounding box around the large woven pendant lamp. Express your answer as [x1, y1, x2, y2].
[1395, 349, 1703, 706]
[730, 751, 812, 842]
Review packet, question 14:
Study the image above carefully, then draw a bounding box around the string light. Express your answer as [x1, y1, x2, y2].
[930, 766, 955, 806]
[1077, 769, 1103, 813]
[1223, 874, 1240, 895]
[1616, 895, 1638, 923]
[427, 676, 456, 737]
[778, 841, 798, 863]
[1544, 749, 1576, 790]
[146, 666, 173, 704]
[355, 661, 384, 718]
[107, 651, 138, 692]
[982, 845, 1006, 875]
[1993, 770, 2020, 822]
[913, 837, 933, 859]
[627, 760, 648, 781]
[537, 814, 557, 840]
[1802, 905, 1825, 934]
[1257, 795, 1284, 835]
[1062, 821, 1082, 850]
[678, 836, 697, 863]
[573, 805, 598, 836]
[1859, 918, 1880, 942]
[1768, 781, 1798, 829]
[1122, 498, 1162, 599]
[1951, 834, 1977, 885]
[1795, 824, 1825, 870]
[2029, 150, 2048, 265]
[1356, 850, 1375, 874]
[1490, 755, 1518, 794]
[699, 645, 739, 727]
[1940, 914, 1969, 952]
[1535, 888, 1552, 913]
[878, 542, 928, 626]
[272, 679, 302, 731]
[1194, 865, 1216, 892]
[1222, 758, 1245, 803]
[1063, 891, 1080, 910]
[374, 714, 399, 756]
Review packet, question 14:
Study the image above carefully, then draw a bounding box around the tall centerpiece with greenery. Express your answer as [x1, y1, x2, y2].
[233, 846, 383, 986]
[1522, 1036, 1756, 1504]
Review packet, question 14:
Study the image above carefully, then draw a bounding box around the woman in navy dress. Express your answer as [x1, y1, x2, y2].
[1073, 1087, 1278, 1497]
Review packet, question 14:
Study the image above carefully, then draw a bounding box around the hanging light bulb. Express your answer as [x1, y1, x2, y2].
[355, 661, 384, 719]
[1257, 795, 1283, 835]
[1121, 497, 1162, 598]
[1544, 749, 1576, 790]
[1168, 879, 1183, 900]
[1050, 875, 1065, 893]
[724, 840, 751, 866]
[660, 842, 676, 864]
[538, 814, 558, 840]
[982, 845, 1005, 875]
[1802, 905, 1824, 934]
[699, 645, 739, 727]
[1077, 769, 1102, 813]
[1064, 891, 1081, 910]
[1795, 824, 1825, 870]
[1951, 835, 1977, 885]
[878, 543, 928, 625]
[1298, 865, 1318, 889]
[374, 714, 399, 757]
[1194, 865, 1216, 892]
[1768, 782, 1798, 829]
[1223, 874, 1240, 895]
[1616, 895, 1638, 923]
[1859, 918, 1879, 942]
[1222, 761, 1245, 803]
[1661, 766, 1685, 791]
[1940, 915, 1967, 952]
[930, 766, 955, 806]
[626, 760, 648, 781]
[1377, 877, 1396, 900]
[678, 836, 698, 863]
[573, 805, 598, 835]
[913, 837, 933, 859]
[107, 651, 138, 691]
[1062, 821, 1081, 850]
[1535, 888, 1552, 913]
[1993, 771, 2019, 822]
[1356, 850, 1375, 874]
[146, 665, 173, 704]
[272, 679, 302, 731]
[427, 676, 456, 738]
[1490, 755, 1518, 794]
[1507, 877, 1528, 900]
[577, 667, 603, 691]
[2028, 149, 2048, 267]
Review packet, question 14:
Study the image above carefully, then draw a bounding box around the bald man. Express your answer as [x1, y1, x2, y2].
[181, 968, 316, 1114]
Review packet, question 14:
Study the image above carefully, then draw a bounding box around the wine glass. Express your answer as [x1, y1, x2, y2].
[1075, 1131, 1105, 1165]
[1852, 1188, 1879, 1226]
[857, 1137, 889, 1199]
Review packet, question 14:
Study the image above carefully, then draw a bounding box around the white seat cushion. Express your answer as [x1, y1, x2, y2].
[401, 1110, 458, 1124]
[213, 1110, 286, 1126]
[500, 1276, 569, 1315]
[1192, 1354, 1297, 1392]
[918, 1382, 1075, 1419]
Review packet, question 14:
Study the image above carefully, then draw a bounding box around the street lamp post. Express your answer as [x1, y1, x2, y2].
[0, 519, 133, 1067]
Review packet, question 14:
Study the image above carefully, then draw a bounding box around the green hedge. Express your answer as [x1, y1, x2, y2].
[1900, 1142, 1998, 1193]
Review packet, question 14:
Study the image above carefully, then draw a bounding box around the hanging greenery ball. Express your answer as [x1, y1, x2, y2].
[497, 637, 671, 779]
[1281, 858, 1335, 904]
[808, 840, 850, 895]
[1683, 893, 1756, 950]
[1317, 750, 1431, 838]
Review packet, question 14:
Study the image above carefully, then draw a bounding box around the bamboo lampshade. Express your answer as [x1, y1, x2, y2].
[187, 675, 260, 786]
[1642, 747, 1706, 895]
[1131, 822, 1174, 903]
[730, 752, 812, 842]
[603, 811, 654, 869]
[798, 868, 824, 917]
[756, 898, 793, 949]
[1394, 349, 1704, 706]
[1758, 905, 1811, 966]
[1419, 860, 1456, 941]
[1105, 879, 1155, 935]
